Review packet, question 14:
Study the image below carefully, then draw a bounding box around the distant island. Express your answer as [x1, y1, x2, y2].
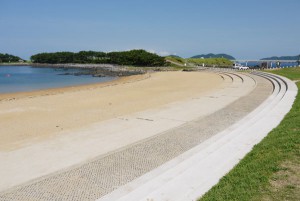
[261, 55, 300, 60]
[191, 53, 235, 60]
[0, 53, 24, 63]
[31, 50, 165, 67]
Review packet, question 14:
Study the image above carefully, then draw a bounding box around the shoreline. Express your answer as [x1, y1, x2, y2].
[1, 63, 146, 77]
[0, 63, 31, 66]
[0, 73, 150, 102]
[0, 71, 265, 196]
[0, 71, 223, 151]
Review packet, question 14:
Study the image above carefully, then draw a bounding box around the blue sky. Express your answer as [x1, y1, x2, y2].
[0, 0, 299, 59]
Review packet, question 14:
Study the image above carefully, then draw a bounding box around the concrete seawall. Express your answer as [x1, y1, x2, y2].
[0, 70, 296, 201]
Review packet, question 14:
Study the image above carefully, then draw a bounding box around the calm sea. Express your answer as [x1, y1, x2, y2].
[0, 66, 116, 94]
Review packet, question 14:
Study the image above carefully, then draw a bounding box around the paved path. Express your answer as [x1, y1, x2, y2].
[99, 72, 297, 201]
[0, 71, 290, 201]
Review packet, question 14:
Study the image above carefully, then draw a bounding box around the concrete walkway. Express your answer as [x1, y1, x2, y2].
[98, 72, 297, 201]
[0, 71, 295, 201]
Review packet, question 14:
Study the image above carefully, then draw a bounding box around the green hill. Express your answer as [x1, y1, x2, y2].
[191, 53, 235, 60]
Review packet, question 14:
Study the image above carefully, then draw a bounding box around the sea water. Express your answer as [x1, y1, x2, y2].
[240, 61, 299, 68]
[0, 66, 116, 94]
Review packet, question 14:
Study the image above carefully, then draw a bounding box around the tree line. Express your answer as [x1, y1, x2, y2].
[30, 50, 166, 66]
[1, 50, 234, 67]
[0, 53, 23, 63]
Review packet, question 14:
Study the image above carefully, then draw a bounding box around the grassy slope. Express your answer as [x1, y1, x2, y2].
[165, 56, 233, 68]
[187, 58, 232, 67]
[165, 56, 185, 65]
[199, 68, 300, 201]
[266, 67, 300, 81]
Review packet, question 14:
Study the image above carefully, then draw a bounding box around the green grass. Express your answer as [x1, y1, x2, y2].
[199, 67, 300, 201]
[164, 56, 235, 68]
[187, 58, 232, 67]
[165, 56, 186, 65]
[265, 67, 300, 81]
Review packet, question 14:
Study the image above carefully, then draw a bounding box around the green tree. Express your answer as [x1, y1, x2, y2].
[0, 53, 23, 62]
[31, 50, 165, 66]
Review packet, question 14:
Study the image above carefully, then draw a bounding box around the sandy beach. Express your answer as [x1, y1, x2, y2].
[0, 71, 223, 151]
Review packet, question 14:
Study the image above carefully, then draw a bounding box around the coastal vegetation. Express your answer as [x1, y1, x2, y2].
[165, 56, 186, 65]
[167, 55, 182, 58]
[199, 67, 300, 201]
[0, 53, 23, 63]
[187, 58, 233, 67]
[267, 67, 300, 80]
[165, 55, 233, 68]
[1, 51, 234, 68]
[30, 50, 165, 66]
